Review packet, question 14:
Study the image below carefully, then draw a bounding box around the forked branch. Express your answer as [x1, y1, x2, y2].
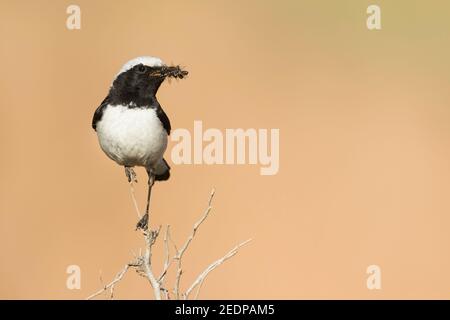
[87, 188, 250, 300]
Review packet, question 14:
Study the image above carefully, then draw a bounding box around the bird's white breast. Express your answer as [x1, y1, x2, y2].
[96, 105, 168, 168]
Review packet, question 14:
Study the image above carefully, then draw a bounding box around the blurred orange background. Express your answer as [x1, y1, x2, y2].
[1, 0, 450, 299]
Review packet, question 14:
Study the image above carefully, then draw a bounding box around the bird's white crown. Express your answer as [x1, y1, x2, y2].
[117, 56, 164, 76]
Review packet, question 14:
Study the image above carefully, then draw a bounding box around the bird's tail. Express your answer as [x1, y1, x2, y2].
[153, 158, 171, 181]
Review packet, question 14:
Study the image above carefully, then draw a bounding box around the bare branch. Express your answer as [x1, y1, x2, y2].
[184, 239, 252, 300]
[163, 226, 170, 270]
[178, 189, 215, 259]
[158, 225, 173, 283]
[141, 227, 162, 300]
[88, 188, 250, 300]
[87, 264, 132, 300]
[172, 189, 216, 297]
[174, 267, 183, 300]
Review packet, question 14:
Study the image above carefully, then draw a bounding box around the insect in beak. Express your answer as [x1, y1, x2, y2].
[150, 65, 188, 79]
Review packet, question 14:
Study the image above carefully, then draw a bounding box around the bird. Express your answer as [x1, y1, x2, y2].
[92, 56, 188, 229]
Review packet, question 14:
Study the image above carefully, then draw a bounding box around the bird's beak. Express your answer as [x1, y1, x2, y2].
[150, 65, 188, 79]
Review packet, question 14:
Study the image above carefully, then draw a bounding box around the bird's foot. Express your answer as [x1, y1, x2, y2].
[136, 213, 149, 231]
[125, 167, 138, 183]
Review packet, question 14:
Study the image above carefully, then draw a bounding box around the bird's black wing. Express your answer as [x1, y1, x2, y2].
[156, 106, 171, 135]
[92, 96, 109, 131]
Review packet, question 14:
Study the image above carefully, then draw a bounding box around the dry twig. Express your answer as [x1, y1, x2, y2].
[87, 188, 250, 300]
[184, 239, 252, 299]
[87, 263, 135, 300]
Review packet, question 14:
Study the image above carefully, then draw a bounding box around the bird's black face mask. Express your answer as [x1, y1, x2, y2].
[110, 64, 188, 107]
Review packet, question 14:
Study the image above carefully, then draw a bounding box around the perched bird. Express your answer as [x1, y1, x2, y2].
[92, 56, 188, 228]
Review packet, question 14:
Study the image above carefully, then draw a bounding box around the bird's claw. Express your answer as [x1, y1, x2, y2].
[125, 167, 138, 183]
[136, 213, 149, 231]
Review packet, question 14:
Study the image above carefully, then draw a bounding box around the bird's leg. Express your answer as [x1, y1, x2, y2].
[125, 167, 141, 218]
[136, 169, 155, 231]
[145, 171, 155, 215]
[124, 166, 138, 183]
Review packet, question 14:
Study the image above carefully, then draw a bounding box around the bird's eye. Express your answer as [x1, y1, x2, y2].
[136, 65, 147, 74]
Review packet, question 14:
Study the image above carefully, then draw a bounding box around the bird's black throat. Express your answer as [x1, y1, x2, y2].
[108, 67, 165, 108]
[107, 64, 187, 108]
